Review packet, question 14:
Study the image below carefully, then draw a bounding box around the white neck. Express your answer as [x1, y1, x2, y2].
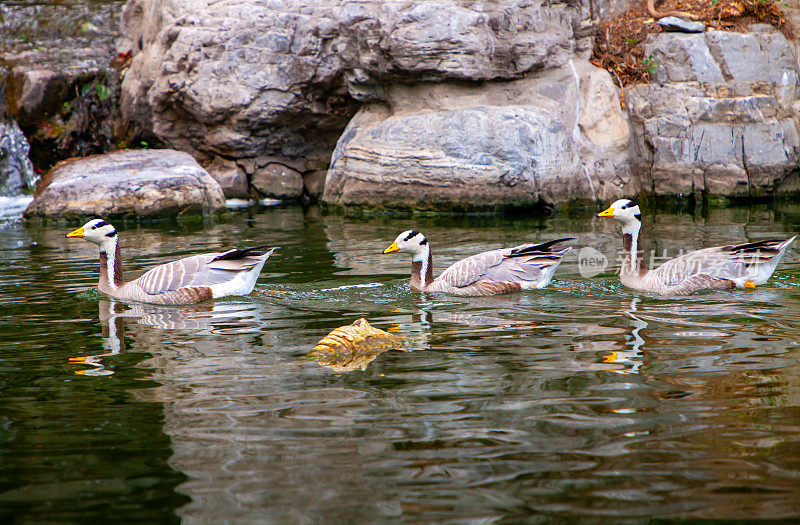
[622, 219, 641, 274]
[414, 246, 430, 279]
[411, 245, 430, 263]
[100, 237, 121, 290]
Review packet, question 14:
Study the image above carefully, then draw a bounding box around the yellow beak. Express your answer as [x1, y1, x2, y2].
[66, 226, 85, 238]
[597, 207, 615, 218]
[383, 242, 399, 254]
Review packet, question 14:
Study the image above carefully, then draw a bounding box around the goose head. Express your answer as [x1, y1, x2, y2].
[66, 219, 118, 248]
[597, 199, 641, 225]
[383, 230, 429, 259]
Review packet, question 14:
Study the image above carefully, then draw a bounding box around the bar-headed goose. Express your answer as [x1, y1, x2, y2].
[383, 230, 572, 296]
[66, 219, 275, 305]
[597, 199, 796, 295]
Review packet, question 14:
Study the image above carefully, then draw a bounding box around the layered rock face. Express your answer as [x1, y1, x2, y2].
[111, 0, 798, 210]
[117, 0, 634, 208]
[118, 0, 359, 200]
[323, 1, 630, 209]
[626, 25, 800, 198]
[1, 1, 125, 167]
[324, 0, 633, 209]
[324, 61, 632, 210]
[337, 0, 573, 98]
[24, 149, 226, 219]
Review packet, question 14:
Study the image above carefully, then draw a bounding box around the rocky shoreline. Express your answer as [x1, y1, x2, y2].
[1, 0, 799, 217]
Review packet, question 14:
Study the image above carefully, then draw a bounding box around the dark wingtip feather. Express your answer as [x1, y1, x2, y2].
[724, 239, 789, 254]
[212, 245, 273, 261]
[510, 237, 574, 256]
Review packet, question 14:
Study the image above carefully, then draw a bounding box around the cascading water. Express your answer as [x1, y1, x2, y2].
[0, 116, 38, 220]
[0, 116, 37, 195]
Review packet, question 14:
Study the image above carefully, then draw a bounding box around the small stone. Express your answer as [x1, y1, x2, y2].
[251, 163, 303, 200]
[658, 16, 705, 33]
[204, 157, 249, 199]
[302, 170, 327, 200]
[5, 67, 70, 126]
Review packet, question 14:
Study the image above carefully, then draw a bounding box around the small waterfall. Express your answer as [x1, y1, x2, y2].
[0, 115, 37, 220]
[0, 116, 38, 196]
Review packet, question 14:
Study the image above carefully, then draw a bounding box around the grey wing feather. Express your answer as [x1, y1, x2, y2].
[437, 249, 509, 288]
[133, 254, 219, 294]
[437, 241, 572, 288]
[651, 243, 783, 285]
[133, 248, 275, 295]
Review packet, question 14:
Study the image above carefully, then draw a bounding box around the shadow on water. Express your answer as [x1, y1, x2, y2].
[1, 203, 800, 521]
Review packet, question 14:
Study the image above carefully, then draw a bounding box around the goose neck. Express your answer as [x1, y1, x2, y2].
[621, 220, 646, 277]
[99, 239, 124, 290]
[410, 246, 433, 290]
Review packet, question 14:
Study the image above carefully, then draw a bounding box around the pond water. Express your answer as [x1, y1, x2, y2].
[1, 202, 799, 522]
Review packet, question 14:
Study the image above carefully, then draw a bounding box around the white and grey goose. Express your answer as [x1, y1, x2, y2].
[383, 230, 573, 296]
[597, 199, 796, 295]
[66, 219, 275, 305]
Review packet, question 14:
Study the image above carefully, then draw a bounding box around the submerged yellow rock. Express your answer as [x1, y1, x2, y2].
[306, 318, 407, 372]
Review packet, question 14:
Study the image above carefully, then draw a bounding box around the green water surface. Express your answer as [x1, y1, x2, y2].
[1, 203, 799, 522]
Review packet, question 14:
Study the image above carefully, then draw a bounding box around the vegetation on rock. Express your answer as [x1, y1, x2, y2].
[592, 0, 792, 91]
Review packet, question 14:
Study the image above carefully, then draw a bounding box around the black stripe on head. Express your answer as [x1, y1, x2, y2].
[634, 213, 642, 221]
[403, 230, 420, 242]
[419, 238, 428, 245]
[621, 201, 638, 210]
[104, 230, 117, 238]
[92, 220, 109, 229]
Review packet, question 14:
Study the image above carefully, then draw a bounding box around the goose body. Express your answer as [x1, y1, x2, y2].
[598, 199, 796, 295]
[66, 219, 274, 305]
[383, 230, 572, 296]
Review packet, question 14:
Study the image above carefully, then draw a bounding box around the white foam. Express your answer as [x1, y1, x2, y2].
[319, 282, 384, 292]
[225, 199, 254, 209]
[0, 196, 34, 221]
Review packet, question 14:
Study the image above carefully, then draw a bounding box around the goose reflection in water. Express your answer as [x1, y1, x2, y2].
[69, 300, 267, 376]
[600, 289, 791, 376]
[69, 301, 127, 376]
[601, 298, 647, 374]
[308, 298, 549, 373]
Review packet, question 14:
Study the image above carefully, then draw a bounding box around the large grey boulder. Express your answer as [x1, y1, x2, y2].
[626, 25, 800, 197]
[118, 0, 358, 179]
[24, 149, 226, 219]
[323, 59, 633, 210]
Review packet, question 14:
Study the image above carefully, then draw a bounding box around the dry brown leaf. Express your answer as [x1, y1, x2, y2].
[306, 318, 408, 372]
